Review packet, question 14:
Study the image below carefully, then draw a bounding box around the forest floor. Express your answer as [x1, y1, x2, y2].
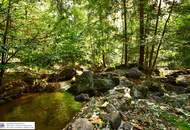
[64, 68, 190, 130]
[0, 67, 190, 130]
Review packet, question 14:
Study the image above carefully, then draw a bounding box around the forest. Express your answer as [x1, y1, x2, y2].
[0, 0, 190, 130]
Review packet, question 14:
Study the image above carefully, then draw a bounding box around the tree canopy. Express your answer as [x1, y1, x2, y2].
[0, 0, 189, 84]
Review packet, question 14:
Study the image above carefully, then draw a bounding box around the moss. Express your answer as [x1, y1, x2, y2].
[0, 92, 81, 130]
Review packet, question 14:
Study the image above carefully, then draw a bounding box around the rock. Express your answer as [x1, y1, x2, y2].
[130, 85, 148, 99]
[68, 118, 94, 130]
[94, 78, 119, 92]
[131, 88, 142, 99]
[68, 71, 119, 96]
[75, 93, 90, 102]
[119, 77, 134, 88]
[100, 113, 111, 121]
[100, 111, 122, 130]
[0, 99, 6, 104]
[118, 121, 133, 130]
[30, 79, 48, 92]
[22, 73, 36, 85]
[48, 68, 76, 82]
[45, 83, 61, 92]
[185, 86, 190, 93]
[126, 67, 143, 79]
[0, 80, 27, 99]
[105, 103, 117, 113]
[143, 80, 164, 92]
[176, 75, 190, 87]
[68, 71, 94, 95]
[164, 84, 186, 93]
[59, 68, 76, 81]
[110, 111, 122, 130]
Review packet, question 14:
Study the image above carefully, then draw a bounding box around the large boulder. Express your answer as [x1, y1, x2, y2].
[59, 68, 76, 81]
[130, 85, 148, 99]
[68, 71, 94, 95]
[126, 67, 143, 79]
[109, 111, 122, 130]
[101, 111, 122, 130]
[75, 93, 90, 102]
[94, 72, 119, 92]
[66, 118, 94, 130]
[94, 78, 119, 92]
[68, 71, 119, 96]
[143, 80, 165, 93]
[48, 68, 76, 82]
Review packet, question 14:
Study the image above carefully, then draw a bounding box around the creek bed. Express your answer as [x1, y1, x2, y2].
[0, 92, 81, 130]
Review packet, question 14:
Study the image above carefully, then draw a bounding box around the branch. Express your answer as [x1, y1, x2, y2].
[5, 33, 39, 64]
[152, 0, 176, 69]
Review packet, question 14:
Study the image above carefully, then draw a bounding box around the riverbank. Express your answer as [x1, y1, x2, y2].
[64, 69, 190, 130]
[0, 92, 81, 130]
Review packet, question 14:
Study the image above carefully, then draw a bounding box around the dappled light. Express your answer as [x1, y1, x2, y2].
[0, 0, 190, 130]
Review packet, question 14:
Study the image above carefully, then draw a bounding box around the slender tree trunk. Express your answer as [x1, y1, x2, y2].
[144, 11, 151, 70]
[152, 0, 175, 69]
[0, 70, 5, 86]
[139, 0, 145, 67]
[99, 7, 106, 68]
[0, 0, 11, 86]
[123, 0, 128, 66]
[102, 50, 106, 68]
[149, 0, 162, 73]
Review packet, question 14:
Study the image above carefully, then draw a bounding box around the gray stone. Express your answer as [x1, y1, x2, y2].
[105, 103, 117, 113]
[110, 111, 122, 130]
[75, 93, 90, 102]
[0, 99, 6, 104]
[100, 111, 122, 130]
[126, 67, 143, 79]
[94, 78, 117, 92]
[68, 118, 94, 130]
[143, 80, 164, 92]
[130, 84, 148, 99]
[68, 71, 94, 95]
[119, 77, 134, 88]
[118, 121, 133, 130]
[68, 71, 119, 96]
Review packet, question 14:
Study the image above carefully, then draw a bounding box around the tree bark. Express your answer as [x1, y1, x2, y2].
[123, 0, 128, 66]
[149, 0, 162, 73]
[152, 0, 175, 69]
[0, 0, 11, 86]
[144, 12, 150, 70]
[139, 0, 145, 67]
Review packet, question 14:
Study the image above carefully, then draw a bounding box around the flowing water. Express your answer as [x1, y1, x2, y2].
[0, 92, 81, 130]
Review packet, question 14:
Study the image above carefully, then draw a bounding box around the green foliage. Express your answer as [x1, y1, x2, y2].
[160, 111, 190, 130]
[0, 0, 189, 71]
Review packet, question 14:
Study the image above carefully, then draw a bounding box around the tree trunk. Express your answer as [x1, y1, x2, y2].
[0, 0, 11, 86]
[144, 12, 150, 70]
[149, 0, 162, 74]
[152, 0, 175, 69]
[139, 0, 145, 67]
[102, 51, 106, 68]
[0, 69, 5, 86]
[123, 0, 128, 66]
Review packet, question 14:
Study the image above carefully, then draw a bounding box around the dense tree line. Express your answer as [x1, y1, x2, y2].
[0, 0, 189, 85]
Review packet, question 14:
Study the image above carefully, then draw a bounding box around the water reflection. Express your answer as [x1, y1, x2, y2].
[0, 92, 81, 130]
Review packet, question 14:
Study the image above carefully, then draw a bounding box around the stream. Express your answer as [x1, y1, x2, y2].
[0, 92, 81, 130]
